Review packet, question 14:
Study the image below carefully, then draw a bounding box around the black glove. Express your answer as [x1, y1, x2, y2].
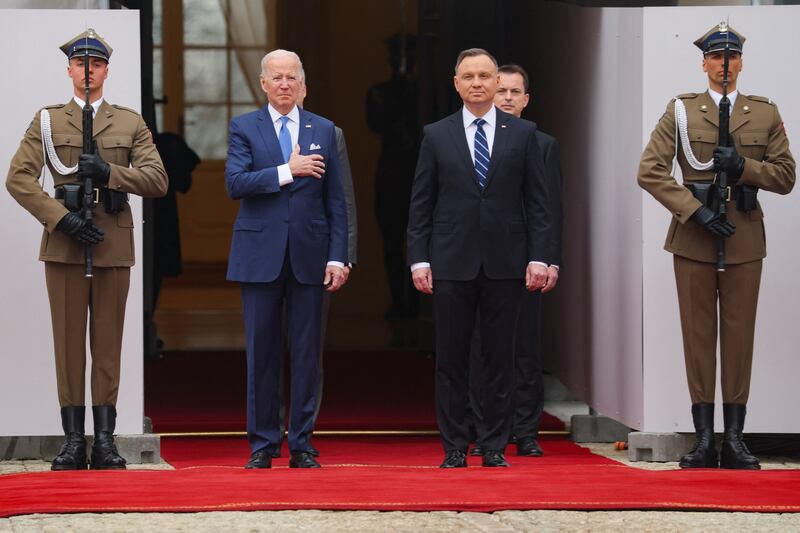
[56, 212, 105, 245]
[691, 206, 736, 238]
[78, 143, 111, 186]
[713, 146, 745, 184]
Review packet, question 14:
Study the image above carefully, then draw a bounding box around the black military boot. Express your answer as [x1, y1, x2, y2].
[51, 406, 88, 470]
[90, 405, 127, 470]
[678, 403, 718, 468]
[720, 403, 761, 470]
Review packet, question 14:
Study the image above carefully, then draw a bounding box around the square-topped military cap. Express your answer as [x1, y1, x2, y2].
[60, 29, 113, 62]
[694, 21, 745, 55]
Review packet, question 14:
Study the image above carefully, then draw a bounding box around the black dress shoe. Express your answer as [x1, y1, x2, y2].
[517, 437, 543, 457]
[469, 445, 483, 456]
[290, 452, 321, 468]
[271, 449, 281, 459]
[245, 449, 272, 469]
[482, 449, 510, 467]
[308, 445, 320, 457]
[440, 450, 467, 468]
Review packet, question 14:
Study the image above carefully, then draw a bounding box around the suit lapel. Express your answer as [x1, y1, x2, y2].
[484, 110, 510, 190]
[64, 99, 83, 133]
[255, 106, 285, 167]
[93, 101, 113, 137]
[701, 91, 719, 129]
[447, 111, 479, 189]
[729, 94, 750, 134]
[298, 109, 313, 158]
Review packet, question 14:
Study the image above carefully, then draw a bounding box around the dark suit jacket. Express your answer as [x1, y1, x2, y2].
[535, 130, 563, 267]
[225, 106, 348, 284]
[407, 107, 551, 280]
[334, 127, 358, 264]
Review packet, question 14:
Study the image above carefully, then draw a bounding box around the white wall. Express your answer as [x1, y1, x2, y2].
[533, 3, 645, 430]
[0, 9, 143, 436]
[641, 5, 800, 432]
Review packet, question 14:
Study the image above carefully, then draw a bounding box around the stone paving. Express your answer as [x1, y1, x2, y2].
[1, 443, 798, 532]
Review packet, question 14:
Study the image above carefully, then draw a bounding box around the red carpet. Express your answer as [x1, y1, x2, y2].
[1, 436, 799, 516]
[145, 351, 565, 433]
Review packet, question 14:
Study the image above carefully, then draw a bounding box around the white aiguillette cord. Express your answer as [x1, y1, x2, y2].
[674, 97, 714, 172]
[40, 108, 80, 180]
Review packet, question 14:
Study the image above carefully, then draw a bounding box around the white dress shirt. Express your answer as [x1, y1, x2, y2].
[267, 103, 299, 187]
[708, 88, 738, 109]
[410, 106, 547, 273]
[73, 96, 103, 117]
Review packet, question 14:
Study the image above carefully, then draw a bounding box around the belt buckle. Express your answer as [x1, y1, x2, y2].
[93, 188, 100, 204]
[726, 186, 732, 202]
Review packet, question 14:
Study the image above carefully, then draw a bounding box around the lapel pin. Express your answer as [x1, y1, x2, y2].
[700, 104, 707, 111]
[305, 124, 312, 128]
[501, 124, 507, 128]
[743, 105, 750, 112]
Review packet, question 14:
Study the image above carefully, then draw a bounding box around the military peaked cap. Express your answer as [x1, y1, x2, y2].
[694, 21, 745, 55]
[60, 29, 113, 61]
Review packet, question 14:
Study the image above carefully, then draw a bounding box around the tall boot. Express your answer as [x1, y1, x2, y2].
[720, 403, 761, 470]
[51, 406, 88, 470]
[678, 403, 718, 468]
[90, 405, 127, 470]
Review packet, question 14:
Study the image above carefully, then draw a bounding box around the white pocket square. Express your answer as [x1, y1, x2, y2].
[310, 143, 321, 150]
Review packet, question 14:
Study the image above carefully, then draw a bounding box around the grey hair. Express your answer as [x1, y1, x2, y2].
[260, 49, 306, 83]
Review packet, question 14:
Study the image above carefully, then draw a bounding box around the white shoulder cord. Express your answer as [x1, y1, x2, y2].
[673, 98, 714, 172]
[40, 109, 79, 178]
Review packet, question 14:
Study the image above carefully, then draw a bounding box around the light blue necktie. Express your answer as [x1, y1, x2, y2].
[473, 118, 490, 189]
[278, 115, 292, 163]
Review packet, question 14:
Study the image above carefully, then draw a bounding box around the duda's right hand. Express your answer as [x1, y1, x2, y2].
[56, 212, 105, 245]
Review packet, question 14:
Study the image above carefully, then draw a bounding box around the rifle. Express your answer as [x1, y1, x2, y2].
[715, 27, 732, 273]
[81, 40, 95, 278]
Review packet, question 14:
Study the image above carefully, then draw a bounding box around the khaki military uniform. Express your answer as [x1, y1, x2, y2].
[638, 91, 795, 404]
[6, 99, 167, 407]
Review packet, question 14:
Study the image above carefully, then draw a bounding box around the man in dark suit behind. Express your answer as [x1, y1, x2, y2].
[225, 49, 348, 470]
[469, 64, 564, 459]
[407, 49, 552, 468]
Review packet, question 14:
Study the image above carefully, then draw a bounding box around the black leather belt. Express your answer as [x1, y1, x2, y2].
[55, 185, 101, 203]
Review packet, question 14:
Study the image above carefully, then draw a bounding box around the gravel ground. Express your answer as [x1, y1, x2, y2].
[1, 444, 797, 532]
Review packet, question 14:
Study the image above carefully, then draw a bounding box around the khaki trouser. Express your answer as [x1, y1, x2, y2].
[45, 262, 130, 407]
[673, 255, 762, 404]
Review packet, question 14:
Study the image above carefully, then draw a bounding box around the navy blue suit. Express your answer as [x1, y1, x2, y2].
[226, 105, 347, 455]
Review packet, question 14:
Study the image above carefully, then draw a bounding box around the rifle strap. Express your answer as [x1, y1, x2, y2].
[674, 98, 714, 172]
[40, 109, 79, 176]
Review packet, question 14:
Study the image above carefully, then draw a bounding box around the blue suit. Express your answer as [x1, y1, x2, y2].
[226, 105, 347, 454]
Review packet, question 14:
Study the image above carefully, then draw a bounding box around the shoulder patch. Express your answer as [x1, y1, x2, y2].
[745, 94, 774, 106]
[675, 93, 698, 100]
[111, 104, 140, 115]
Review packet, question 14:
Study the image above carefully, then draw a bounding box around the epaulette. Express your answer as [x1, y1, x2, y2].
[745, 94, 774, 106]
[111, 104, 140, 115]
[674, 93, 698, 100]
[43, 104, 66, 110]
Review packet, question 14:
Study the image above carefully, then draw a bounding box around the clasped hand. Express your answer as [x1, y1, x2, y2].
[288, 144, 325, 179]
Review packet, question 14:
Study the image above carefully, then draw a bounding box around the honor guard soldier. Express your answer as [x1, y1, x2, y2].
[5, 30, 167, 470]
[638, 23, 795, 469]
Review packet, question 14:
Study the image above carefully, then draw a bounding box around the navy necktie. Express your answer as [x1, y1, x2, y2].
[473, 118, 490, 189]
[278, 115, 292, 163]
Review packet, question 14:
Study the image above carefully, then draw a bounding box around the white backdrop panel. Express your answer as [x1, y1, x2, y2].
[0, 9, 142, 436]
[642, 5, 800, 432]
